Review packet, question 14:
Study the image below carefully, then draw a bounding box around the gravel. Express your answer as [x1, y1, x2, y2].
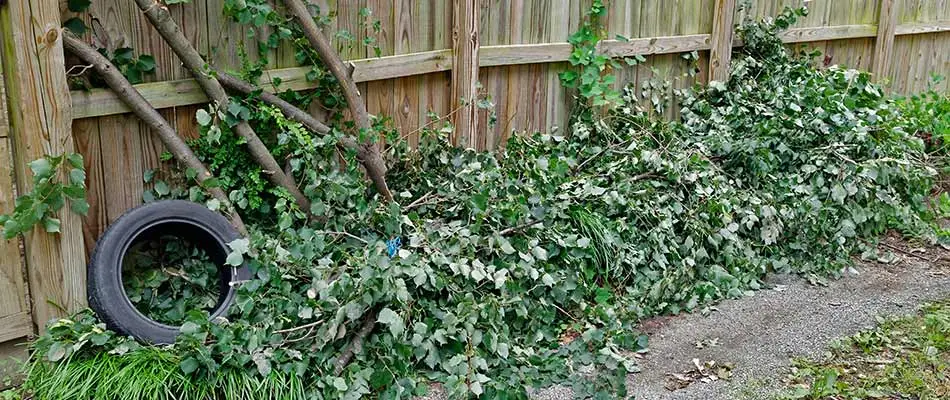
[624, 252, 950, 400]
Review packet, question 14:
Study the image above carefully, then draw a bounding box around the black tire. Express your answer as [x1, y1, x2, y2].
[87, 200, 249, 344]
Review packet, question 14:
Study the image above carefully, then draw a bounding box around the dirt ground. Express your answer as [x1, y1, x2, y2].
[502, 238, 950, 399]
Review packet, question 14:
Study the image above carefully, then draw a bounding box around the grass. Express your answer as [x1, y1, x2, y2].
[781, 300, 950, 400]
[12, 346, 307, 400]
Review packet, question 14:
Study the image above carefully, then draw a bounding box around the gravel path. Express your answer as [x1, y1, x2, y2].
[425, 241, 950, 399]
[625, 242, 950, 400]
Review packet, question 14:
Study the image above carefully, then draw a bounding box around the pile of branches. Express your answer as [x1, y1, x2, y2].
[16, 5, 945, 400]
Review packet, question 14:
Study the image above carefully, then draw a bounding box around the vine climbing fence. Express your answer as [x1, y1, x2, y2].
[0, 0, 948, 361]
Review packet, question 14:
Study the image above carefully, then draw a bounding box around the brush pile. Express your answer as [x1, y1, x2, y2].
[18, 7, 944, 400]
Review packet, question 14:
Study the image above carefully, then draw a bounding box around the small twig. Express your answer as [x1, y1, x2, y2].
[403, 105, 465, 140]
[66, 63, 94, 76]
[499, 220, 543, 236]
[553, 303, 579, 322]
[573, 138, 635, 175]
[405, 191, 434, 210]
[324, 231, 369, 244]
[275, 319, 326, 334]
[880, 241, 931, 263]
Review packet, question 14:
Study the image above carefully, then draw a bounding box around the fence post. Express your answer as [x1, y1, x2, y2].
[871, 0, 897, 83]
[0, 0, 88, 328]
[709, 0, 737, 83]
[451, 0, 480, 149]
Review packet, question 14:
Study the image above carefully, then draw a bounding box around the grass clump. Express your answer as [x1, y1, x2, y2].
[782, 300, 950, 400]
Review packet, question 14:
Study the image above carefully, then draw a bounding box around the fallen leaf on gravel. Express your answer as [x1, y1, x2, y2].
[664, 359, 734, 391]
[694, 337, 720, 349]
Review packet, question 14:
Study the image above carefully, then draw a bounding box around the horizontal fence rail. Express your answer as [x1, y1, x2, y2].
[71, 20, 950, 120]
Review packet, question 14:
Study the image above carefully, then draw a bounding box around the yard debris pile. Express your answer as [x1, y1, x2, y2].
[16, 7, 948, 400]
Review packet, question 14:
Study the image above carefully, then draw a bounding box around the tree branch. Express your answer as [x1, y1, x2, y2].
[63, 34, 247, 235]
[333, 308, 377, 376]
[133, 0, 312, 213]
[280, 0, 394, 203]
[215, 70, 360, 151]
[499, 220, 543, 236]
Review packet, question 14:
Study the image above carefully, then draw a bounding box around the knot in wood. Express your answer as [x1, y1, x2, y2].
[43, 27, 60, 45]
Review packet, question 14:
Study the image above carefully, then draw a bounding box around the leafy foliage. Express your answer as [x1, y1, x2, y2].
[894, 75, 950, 155]
[21, 5, 946, 400]
[679, 6, 936, 275]
[559, 0, 646, 109]
[0, 153, 89, 239]
[123, 237, 222, 326]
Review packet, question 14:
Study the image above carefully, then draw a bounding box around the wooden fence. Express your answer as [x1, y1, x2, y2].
[0, 0, 949, 356]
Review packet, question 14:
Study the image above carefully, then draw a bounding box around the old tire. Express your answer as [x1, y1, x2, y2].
[87, 200, 248, 344]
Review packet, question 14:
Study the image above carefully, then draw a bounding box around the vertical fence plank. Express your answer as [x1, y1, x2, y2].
[1, 0, 88, 327]
[366, 0, 396, 131]
[0, 64, 30, 342]
[394, 0, 420, 144]
[72, 119, 106, 256]
[871, 0, 897, 82]
[452, 0, 480, 148]
[709, 0, 736, 82]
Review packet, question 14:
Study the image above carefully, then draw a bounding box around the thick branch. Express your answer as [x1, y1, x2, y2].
[133, 0, 312, 213]
[280, 0, 393, 203]
[63, 34, 247, 235]
[333, 309, 377, 376]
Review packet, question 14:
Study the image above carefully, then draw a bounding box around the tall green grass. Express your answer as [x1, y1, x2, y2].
[23, 348, 307, 400]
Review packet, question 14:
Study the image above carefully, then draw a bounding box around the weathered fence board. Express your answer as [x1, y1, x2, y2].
[2, 0, 88, 331]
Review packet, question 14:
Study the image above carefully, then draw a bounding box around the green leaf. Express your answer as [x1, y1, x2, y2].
[376, 308, 404, 337]
[112, 48, 135, 64]
[228, 238, 250, 254]
[225, 251, 244, 267]
[137, 55, 157, 72]
[63, 18, 87, 35]
[532, 246, 549, 261]
[180, 357, 200, 374]
[180, 321, 201, 335]
[497, 237, 516, 255]
[29, 158, 54, 178]
[196, 109, 213, 127]
[331, 377, 348, 391]
[46, 342, 67, 362]
[69, 168, 86, 186]
[67, 0, 91, 12]
[43, 217, 61, 233]
[70, 199, 90, 216]
[153, 181, 170, 196]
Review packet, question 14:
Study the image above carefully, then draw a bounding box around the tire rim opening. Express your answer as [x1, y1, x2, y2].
[121, 226, 228, 326]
